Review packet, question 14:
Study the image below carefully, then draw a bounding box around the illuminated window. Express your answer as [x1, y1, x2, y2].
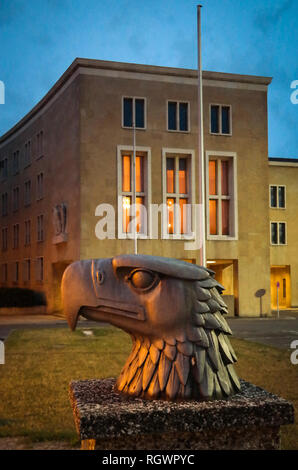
[270, 222, 286, 245]
[210, 104, 232, 135]
[207, 154, 237, 239]
[122, 97, 146, 129]
[167, 101, 189, 132]
[270, 185, 286, 209]
[118, 147, 150, 237]
[164, 153, 192, 236]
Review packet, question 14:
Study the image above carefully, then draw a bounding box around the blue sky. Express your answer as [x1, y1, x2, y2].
[0, 0, 297, 158]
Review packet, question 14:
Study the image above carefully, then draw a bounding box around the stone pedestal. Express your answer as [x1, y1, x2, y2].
[69, 378, 294, 450]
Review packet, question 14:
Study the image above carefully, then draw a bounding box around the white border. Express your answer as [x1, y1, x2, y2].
[209, 104, 232, 136]
[162, 147, 195, 240]
[122, 96, 147, 130]
[205, 150, 238, 241]
[117, 145, 152, 239]
[166, 100, 191, 133]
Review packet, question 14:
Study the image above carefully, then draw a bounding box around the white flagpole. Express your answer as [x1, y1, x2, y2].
[197, 5, 206, 267]
[132, 112, 138, 255]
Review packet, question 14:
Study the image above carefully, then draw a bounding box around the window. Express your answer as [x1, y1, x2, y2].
[36, 131, 44, 158]
[23, 259, 31, 282]
[13, 224, 19, 249]
[1, 263, 8, 283]
[24, 180, 31, 206]
[167, 101, 189, 132]
[1, 158, 8, 178]
[37, 173, 44, 200]
[13, 150, 20, 174]
[13, 187, 19, 212]
[162, 149, 195, 238]
[24, 140, 31, 167]
[25, 220, 31, 246]
[1, 192, 8, 216]
[13, 261, 19, 283]
[117, 146, 151, 238]
[1, 227, 8, 251]
[206, 152, 237, 239]
[37, 214, 44, 242]
[122, 97, 146, 129]
[210, 104, 232, 135]
[36, 257, 44, 282]
[271, 222, 286, 245]
[270, 185, 286, 209]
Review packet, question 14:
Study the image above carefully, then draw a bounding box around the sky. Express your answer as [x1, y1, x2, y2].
[0, 0, 297, 158]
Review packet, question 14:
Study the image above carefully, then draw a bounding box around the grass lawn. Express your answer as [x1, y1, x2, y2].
[0, 326, 297, 449]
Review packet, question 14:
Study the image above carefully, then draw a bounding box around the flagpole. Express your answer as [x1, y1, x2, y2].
[197, 5, 206, 267]
[132, 114, 138, 255]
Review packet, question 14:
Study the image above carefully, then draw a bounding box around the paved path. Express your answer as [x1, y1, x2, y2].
[1, 313, 298, 350]
[229, 315, 298, 350]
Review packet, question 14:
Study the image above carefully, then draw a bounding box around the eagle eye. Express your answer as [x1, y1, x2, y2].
[128, 269, 158, 291]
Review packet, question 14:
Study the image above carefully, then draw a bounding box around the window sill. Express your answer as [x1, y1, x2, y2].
[167, 129, 190, 134]
[269, 206, 286, 210]
[122, 126, 146, 131]
[207, 235, 238, 241]
[210, 132, 232, 137]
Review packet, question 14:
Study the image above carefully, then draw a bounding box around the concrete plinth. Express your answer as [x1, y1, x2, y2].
[69, 378, 294, 450]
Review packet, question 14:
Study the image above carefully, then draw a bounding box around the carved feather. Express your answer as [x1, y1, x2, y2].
[128, 367, 143, 397]
[174, 352, 190, 386]
[177, 340, 193, 356]
[142, 355, 156, 390]
[158, 352, 172, 391]
[163, 343, 176, 361]
[166, 364, 180, 400]
[147, 371, 160, 398]
[149, 343, 160, 364]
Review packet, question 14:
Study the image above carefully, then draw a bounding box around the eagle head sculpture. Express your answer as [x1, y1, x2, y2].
[62, 255, 241, 401]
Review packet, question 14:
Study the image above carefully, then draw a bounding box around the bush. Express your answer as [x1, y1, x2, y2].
[0, 288, 47, 308]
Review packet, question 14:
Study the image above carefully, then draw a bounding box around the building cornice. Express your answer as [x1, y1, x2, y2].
[0, 58, 273, 146]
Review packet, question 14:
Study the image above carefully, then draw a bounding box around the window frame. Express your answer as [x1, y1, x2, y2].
[37, 172, 44, 201]
[1, 227, 8, 251]
[24, 179, 31, 207]
[166, 100, 190, 133]
[36, 130, 44, 160]
[24, 219, 31, 246]
[12, 186, 20, 213]
[1, 192, 8, 216]
[117, 145, 151, 239]
[37, 214, 44, 242]
[269, 184, 286, 209]
[270, 221, 287, 246]
[209, 104, 232, 136]
[122, 96, 147, 130]
[1, 158, 8, 179]
[206, 151, 238, 241]
[1, 263, 8, 283]
[36, 256, 44, 282]
[162, 148, 195, 240]
[13, 223, 19, 249]
[23, 259, 31, 283]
